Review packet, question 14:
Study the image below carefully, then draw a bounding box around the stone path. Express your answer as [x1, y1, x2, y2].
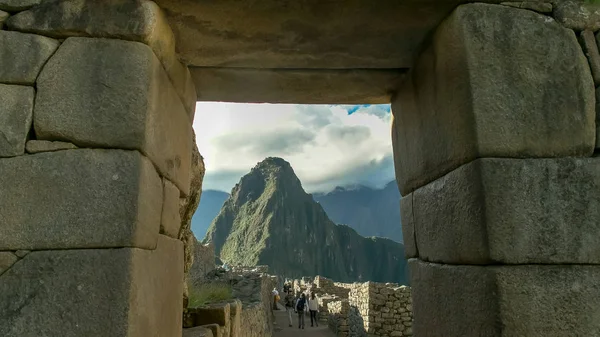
[273, 305, 335, 337]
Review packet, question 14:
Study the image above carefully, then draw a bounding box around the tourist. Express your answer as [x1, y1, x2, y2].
[295, 293, 307, 329]
[284, 290, 295, 327]
[308, 292, 319, 327]
[272, 288, 280, 310]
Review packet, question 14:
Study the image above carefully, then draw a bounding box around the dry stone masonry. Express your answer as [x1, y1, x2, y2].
[0, 1, 196, 336]
[184, 268, 277, 337]
[289, 276, 413, 337]
[1, 1, 600, 336]
[395, 2, 600, 336]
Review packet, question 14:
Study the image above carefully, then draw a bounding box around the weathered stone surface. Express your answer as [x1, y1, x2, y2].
[156, 0, 490, 69]
[554, 1, 600, 31]
[0, 149, 162, 250]
[0, 252, 17, 276]
[500, 1, 552, 13]
[192, 67, 403, 104]
[6, 0, 196, 116]
[0, 235, 183, 337]
[180, 131, 205, 306]
[187, 303, 230, 327]
[413, 158, 600, 265]
[183, 327, 213, 337]
[0, 10, 8, 28]
[161, 178, 182, 238]
[410, 259, 600, 337]
[25, 140, 78, 153]
[0, 31, 59, 85]
[228, 299, 242, 337]
[0, 0, 40, 12]
[580, 30, 600, 86]
[199, 324, 220, 337]
[392, 3, 595, 195]
[400, 195, 417, 258]
[0, 84, 33, 157]
[34, 37, 192, 194]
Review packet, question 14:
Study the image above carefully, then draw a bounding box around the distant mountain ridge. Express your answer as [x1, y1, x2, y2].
[191, 190, 229, 237]
[313, 181, 403, 242]
[192, 182, 403, 243]
[202, 157, 408, 284]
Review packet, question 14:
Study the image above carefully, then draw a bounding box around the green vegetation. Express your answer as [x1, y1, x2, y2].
[188, 282, 233, 308]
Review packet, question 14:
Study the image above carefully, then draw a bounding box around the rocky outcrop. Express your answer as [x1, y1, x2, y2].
[203, 157, 408, 284]
[180, 132, 206, 306]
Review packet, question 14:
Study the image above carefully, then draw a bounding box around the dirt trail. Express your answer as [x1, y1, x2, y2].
[272, 305, 336, 337]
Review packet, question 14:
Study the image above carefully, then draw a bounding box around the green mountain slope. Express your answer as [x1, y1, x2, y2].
[203, 157, 408, 284]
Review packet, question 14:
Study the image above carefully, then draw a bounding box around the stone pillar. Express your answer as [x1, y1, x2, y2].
[0, 1, 196, 336]
[392, 3, 600, 336]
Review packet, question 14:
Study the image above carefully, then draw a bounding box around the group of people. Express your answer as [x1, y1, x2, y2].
[273, 283, 320, 329]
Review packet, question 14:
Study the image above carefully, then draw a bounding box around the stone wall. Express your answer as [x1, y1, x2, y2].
[185, 268, 276, 337]
[395, 2, 600, 336]
[189, 241, 216, 284]
[0, 1, 196, 336]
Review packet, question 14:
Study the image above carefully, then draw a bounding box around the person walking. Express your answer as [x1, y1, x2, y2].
[272, 288, 280, 310]
[308, 292, 319, 327]
[295, 293, 307, 329]
[284, 290, 295, 328]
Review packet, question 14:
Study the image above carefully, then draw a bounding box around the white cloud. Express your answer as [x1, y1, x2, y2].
[193, 103, 395, 193]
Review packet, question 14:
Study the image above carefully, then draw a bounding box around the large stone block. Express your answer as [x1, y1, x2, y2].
[0, 235, 183, 337]
[34, 37, 192, 194]
[6, 0, 196, 117]
[191, 67, 404, 104]
[412, 158, 600, 265]
[0, 149, 162, 250]
[391, 3, 595, 195]
[0, 0, 40, 12]
[410, 259, 600, 337]
[0, 30, 59, 85]
[0, 84, 34, 157]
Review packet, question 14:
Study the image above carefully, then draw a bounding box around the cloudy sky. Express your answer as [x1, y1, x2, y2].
[192, 103, 395, 194]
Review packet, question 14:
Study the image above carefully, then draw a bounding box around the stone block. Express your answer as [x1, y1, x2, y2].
[413, 158, 600, 265]
[187, 303, 231, 327]
[0, 235, 183, 337]
[0, 84, 33, 157]
[0, 10, 8, 28]
[6, 0, 196, 117]
[554, 1, 600, 31]
[580, 30, 600, 86]
[228, 299, 242, 337]
[410, 259, 600, 337]
[0, 30, 59, 85]
[25, 140, 78, 153]
[161, 178, 182, 238]
[0, 149, 162, 250]
[399, 195, 417, 258]
[34, 37, 192, 194]
[0, 252, 17, 275]
[391, 3, 595, 195]
[183, 327, 213, 337]
[0, 0, 40, 12]
[191, 67, 404, 104]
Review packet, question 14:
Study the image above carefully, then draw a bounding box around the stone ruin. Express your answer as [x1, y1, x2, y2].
[288, 275, 413, 336]
[184, 267, 278, 337]
[1, 0, 600, 336]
